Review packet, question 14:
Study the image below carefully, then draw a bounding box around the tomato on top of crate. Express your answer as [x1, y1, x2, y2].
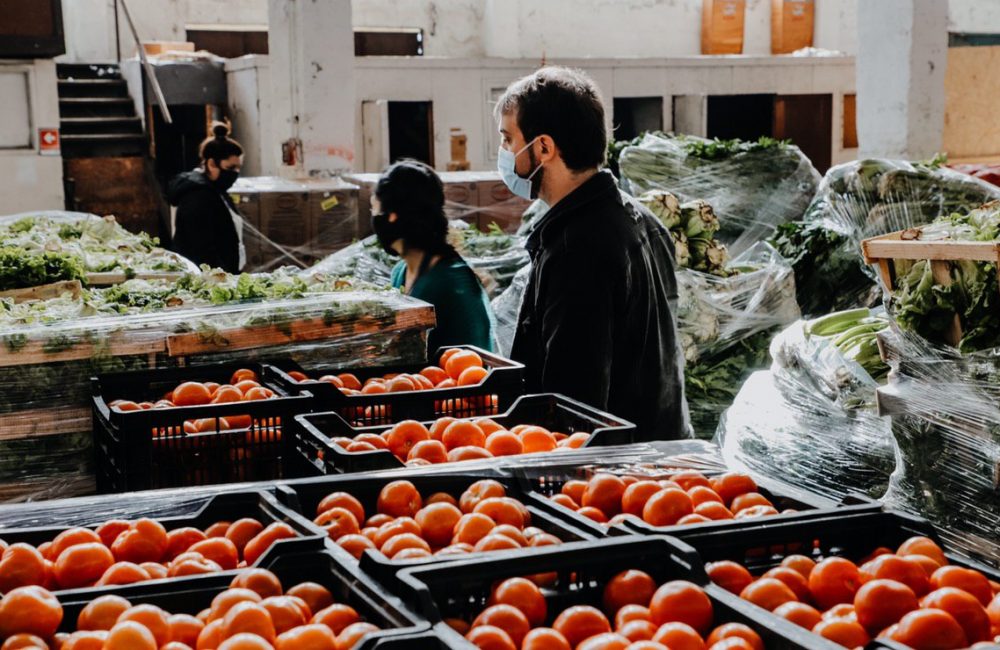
[314, 479, 564, 562]
[456, 568, 762, 650]
[108, 368, 277, 435]
[547, 470, 788, 529]
[707, 532, 1000, 649]
[0, 567, 381, 649]
[0, 514, 297, 593]
[301, 348, 491, 396]
[329, 415, 591, 467]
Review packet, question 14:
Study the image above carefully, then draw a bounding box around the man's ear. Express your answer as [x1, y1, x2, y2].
[536, 135, 557, 162]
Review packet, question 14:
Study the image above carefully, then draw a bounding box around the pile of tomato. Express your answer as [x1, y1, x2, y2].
[0, 516, 297, 593]
[296, 348, 491, 395]
[314, 479, 564, 562]
[109, 368, 278, 435]
[453, 570, 764, 650]
[547, 470, 784, 528]
[0, 567, 378, 650]
[707, 535, 1000, 649]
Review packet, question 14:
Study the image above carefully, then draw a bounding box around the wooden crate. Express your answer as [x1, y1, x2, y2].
[862, 229, 1000, 347]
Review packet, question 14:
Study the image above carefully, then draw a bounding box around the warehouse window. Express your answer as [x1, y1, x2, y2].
[613, 97, 664, 141]
[355, 28, 423, 56]
[186, 25, 269, 58]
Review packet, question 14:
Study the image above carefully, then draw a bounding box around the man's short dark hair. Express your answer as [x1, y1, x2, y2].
[496, 66, 607, 172]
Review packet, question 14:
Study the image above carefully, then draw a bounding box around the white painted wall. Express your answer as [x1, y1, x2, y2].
[948, 0, 1000, 33]
[0, 60, 65, 213]
[353, 0, 485, 57]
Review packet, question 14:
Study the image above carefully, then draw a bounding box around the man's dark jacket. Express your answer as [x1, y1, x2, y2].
[511, 170, 691, 440]
[167, 170, 241, 273]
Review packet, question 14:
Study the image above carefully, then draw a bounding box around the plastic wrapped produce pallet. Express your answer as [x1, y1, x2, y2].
[0, 275, 435, 501]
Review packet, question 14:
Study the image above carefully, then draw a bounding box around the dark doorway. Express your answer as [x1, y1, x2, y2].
[613, 97, 664, 141]
[774, 94, 833, 172]
[707, 94, 775, 141]
[388, 101, 434, 166]
[150, 105, 211, 191]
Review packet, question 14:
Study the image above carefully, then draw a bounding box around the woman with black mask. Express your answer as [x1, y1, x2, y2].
[372, 160, 495, 352]
[167, 122, 246, 273]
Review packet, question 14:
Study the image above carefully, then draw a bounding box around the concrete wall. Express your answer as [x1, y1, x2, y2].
[949, 0, 1000, 33]
[62, 0, 872, 63]
[349, 55, 858, 172]
[0, 60, 65, 213]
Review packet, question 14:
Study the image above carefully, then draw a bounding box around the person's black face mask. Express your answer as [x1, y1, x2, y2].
[372, 212, 403, 256]
[214, 168, 239, 191]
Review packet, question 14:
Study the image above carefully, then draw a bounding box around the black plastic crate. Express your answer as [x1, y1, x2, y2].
[396, 536, 843, 650]
[0, 489, 325, 596]
[269, 345, 524, 427]
[56, 548, 436, 649]
[291, 393, 637, 475]
[92, 361, 314, 492]
[516, 464, 880, 540]
[275, 472, 599, 592]
[674, 509, 1000, 581]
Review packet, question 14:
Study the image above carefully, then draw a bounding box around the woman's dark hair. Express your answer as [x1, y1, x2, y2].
[495, 66, 607, 172]
[375, 160, 456, 257]
[199, 121, 243, 164]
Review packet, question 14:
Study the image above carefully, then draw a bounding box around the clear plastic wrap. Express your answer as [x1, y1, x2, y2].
[304, 227, 529, 300]
[773, 158, 1000, 315]
[716, 316, 897, 502]
[678, 243, 801, 437]
[0, 211, 198, 284]
[491, 264, 531, 357]
[876, 328, 1000, 563]
[0, 268, 434, 503]
[618, 133, 821, 255]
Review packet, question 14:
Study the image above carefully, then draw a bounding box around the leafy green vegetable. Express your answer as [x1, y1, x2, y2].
[892, 203, 1000, 352]
[681, 136, 789, 161]
[0, 247, 86, 291]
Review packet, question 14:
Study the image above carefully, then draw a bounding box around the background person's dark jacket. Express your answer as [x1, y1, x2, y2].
[167, 169, 241, 273]
[510, 170, 691, 440]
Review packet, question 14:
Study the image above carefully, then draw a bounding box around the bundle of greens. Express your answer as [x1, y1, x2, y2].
[638, 189, 729, 276]
[0, 214, 195, 277]
[769, 220, 878, 315]
[0, 247, 86, 291]
[618, 133, 820, 255]
[891, 202, 1000, 352]
[782, 157, 1000, 316]
[676, 242, 800, 437]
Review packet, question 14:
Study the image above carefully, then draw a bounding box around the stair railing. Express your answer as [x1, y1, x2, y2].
[117, 0, 173, 125]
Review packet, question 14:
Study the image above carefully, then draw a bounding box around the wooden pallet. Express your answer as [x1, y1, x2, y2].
[862, 230, 1000, 347]
[86, 271, 188, 286]
[0, 280, 83, 304]
[165, 303, 436, 357]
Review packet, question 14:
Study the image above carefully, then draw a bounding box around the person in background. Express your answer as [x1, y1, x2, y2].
[372, 160, 495, 353]
[496, 66, 691, 439]
[167, 122, 246, 273]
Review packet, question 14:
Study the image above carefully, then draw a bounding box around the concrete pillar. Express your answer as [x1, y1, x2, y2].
[856, 0, 947, 159]
[267, 0, 356, 176]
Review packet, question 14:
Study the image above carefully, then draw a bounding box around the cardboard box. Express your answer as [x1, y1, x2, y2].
[475, 173, 531, 233]
[771, 0, 814, 55]
[305, 179, 360, 263]
[702, 0, 746, 55]
[143, 41, 195, 55]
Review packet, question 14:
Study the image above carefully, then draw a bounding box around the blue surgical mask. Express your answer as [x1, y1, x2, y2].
[498, 138, 543, 200]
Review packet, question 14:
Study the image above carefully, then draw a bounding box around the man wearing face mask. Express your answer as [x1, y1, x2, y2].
[498, 67, 691, 440]
[167, 122, 247, 273]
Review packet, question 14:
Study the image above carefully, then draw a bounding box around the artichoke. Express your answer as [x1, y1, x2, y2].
[681, 200, 720, 239]
[671, 230, 691, 268]
[638, 189, 682, 230]
[705, 240, 730, 274]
